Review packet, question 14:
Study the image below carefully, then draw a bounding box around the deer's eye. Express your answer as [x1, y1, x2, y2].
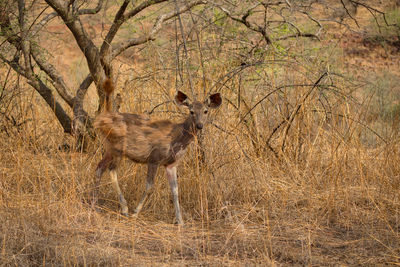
[190, 110, 194, 115]
[204, 110, 208, 114]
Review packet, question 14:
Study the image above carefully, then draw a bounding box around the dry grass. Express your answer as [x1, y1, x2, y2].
[1, 77, 400, 266]
[1, 2, 400, 266]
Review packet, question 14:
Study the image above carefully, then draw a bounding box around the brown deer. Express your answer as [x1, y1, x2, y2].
[93, 79, 222, 225]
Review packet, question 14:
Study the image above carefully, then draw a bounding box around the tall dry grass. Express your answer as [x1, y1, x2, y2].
[1, 4, 400, 265]
[1, 59, 399, 266]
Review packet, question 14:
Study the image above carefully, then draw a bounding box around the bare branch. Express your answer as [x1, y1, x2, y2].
[45, 0, 105, 91]
[281, 72, 327, 152]
[73, 74, 93, 120]
[0, 53, 73, 134]
[276, 32, 319, 41]
[124, 0, 169, 20]
[30, 79, 73, 134]
[18, 0, 34, 81]
[44, 0, 67, 13]
[31, 11, 58, 37]
[99, 0, 172, 68]
[99, 0, 130, 62]
[0, 53, 24, 77]
[299, 10, 323, 36]
[112, 0, 207, 58]
[216, 4, 272, 44]
[72, 74, 96, 141]
[340, 0, 359, 27]
[78, 0, 105, 15]
[31, 50, 74, 107]
[0, 4, 21, 46]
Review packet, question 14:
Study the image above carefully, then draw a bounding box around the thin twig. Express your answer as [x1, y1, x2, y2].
[280, 72, 327, 152]
[174, 0, 195, 98]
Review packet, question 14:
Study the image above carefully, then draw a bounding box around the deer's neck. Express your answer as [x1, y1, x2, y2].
[171, 116, 197, 149]
[165, 116, 199, 166]
[181, 116, 198, 143]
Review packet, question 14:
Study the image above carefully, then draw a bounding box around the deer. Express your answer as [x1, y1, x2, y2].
[93, 79, 222, 225]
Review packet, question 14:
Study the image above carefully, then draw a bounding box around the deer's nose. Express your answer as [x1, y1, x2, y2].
[196, 123, 203, 130]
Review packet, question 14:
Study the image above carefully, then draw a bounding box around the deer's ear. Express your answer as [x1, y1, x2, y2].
[206, 93, 222, 109]
[175, 91, 190, 107]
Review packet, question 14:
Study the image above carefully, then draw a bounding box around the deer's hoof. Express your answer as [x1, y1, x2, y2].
[175, 220, 184, 226]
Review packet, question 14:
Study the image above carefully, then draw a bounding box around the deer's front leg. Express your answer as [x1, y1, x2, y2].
[166, 165, 183, 225]
[110, 169, 129, 217]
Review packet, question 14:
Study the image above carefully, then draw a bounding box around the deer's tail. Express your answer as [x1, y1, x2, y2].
[94, 78, 127, 139]
[103, 78, 114, 113]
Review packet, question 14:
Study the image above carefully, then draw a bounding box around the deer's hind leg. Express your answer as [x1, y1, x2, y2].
[109, 159, 129, 217]
[134, 163, 158, 216]
[92, 152, 113, 205]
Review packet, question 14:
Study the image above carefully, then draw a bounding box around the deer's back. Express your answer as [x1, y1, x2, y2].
[96, 112, 179, 164]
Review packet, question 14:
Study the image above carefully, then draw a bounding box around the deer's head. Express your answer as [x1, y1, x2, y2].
[175, 91, 222, 130]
